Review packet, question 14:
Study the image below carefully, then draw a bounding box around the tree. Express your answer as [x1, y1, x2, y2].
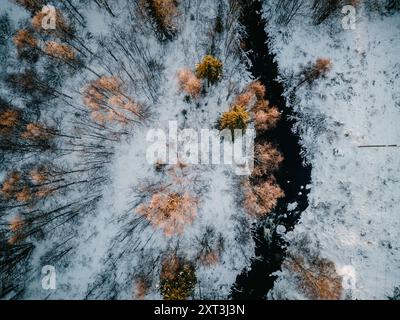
[387, 0, 400, 11]
[44, 41, 76, 61]
[6, 70, 54, 98]
[0, 240, 34, 298]
[274, 0, 305, 26]
[159, 255, 197, 300]
[13, 29, 40, 62]
[134, 277, 150, 300]
[252, 143, 283, 178]
[219, 105, 250, 132]
[1, 171, 21, 199]
[314, 58, 333, 76]
[388, 286, 400, 300]
[299, 58, 332, 87]
[231, 81, 280, 132]
[252, 100, 280, 132]
[13, 0, 45, 13]
[0, 13, 12, 47]
[0, 168, 54, 205]
[8, 215, 26, 245]
[0, 109, 19, 136]
[21, 123, 53, 141]
[177, 68, 202, 99]
[0, 100, 45, 157]
[242, 179, 284, 218]
[152, 0, 178, 32]
[13, 29, 38, 50]
[139, 0, 179, 40]
[246, 81, 266, 100]
[195, 227, 224, 266]
[312, 0, 341, 25]
[83, 76, 145, 126]
[136, 191, 197, 236]
[195, 55, 223, 86]
[0, 100, 65, 156]
[285, 253, 343, 300]
[234, 91, 256, 109]
[233, 81, 265, 109]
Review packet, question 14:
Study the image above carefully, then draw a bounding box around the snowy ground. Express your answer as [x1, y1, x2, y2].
[263, 1, 400, 299]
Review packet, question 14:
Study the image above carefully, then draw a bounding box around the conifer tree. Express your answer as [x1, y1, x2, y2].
[195, 55, 223, 87]
[220, 105, 249, 132]
[159, 256, 197, 300]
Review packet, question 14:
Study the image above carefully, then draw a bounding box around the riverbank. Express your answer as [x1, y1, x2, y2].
[262, 1, 400, 299]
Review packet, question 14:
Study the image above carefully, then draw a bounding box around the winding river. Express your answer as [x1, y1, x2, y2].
[232, 0, 312, 299]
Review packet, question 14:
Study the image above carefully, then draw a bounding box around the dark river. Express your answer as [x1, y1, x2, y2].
[232, 0, 312, 299]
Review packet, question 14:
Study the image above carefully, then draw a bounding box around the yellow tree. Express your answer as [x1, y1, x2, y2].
[159, 255, 197, 300]
[220, 105, 250, 132]
[233, 81, 280, 132]
[195, 55, 223, 86]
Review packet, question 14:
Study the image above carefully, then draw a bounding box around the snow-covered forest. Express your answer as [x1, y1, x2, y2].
[0, 0, 399, 300]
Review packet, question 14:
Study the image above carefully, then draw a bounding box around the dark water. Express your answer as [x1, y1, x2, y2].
[231, 0, 312, 299]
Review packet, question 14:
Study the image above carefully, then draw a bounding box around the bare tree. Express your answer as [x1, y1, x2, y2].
[312, 0, 342, 25]
[275, 0, 305, 26]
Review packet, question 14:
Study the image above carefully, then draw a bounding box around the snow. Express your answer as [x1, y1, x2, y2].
[0, 0, 29, 21]
[263, 1, 400, 299]
[287, 202, 298, 212]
